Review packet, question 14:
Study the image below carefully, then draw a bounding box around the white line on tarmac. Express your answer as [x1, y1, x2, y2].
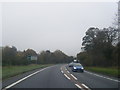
[70, 74, 77, 80]
[75, 84, 82, 89]
[85, 71, 120, 82]
[82, 84, 89, 89]
[60, 67, 62, 71]
[65, 68, 67, 71]
[4, 66, 52, 89]
[67, 71, 70, 73]
[64, 74, 70, 80]
[61, 70, 63, 73]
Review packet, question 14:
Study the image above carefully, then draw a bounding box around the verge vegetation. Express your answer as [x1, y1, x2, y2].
[85, 67, 119, 78]
[2, 64, 53, 80]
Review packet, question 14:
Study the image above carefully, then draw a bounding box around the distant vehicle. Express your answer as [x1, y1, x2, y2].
[73, 59, 80, 63]
[68, 59, 80, 67]
[72, 63, 84, 73]
[68, 62, 75, 67]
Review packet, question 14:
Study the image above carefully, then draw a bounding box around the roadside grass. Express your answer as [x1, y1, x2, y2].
[85, 67, 120, 78]
[2, 64, 53, 80]
[0, 66, 2, 81]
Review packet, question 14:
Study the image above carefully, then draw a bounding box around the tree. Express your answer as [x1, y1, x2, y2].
[23, 49, 37, 64]
[38, 50, 73, 64]
[24, 49, 37, 56]
[79, 27, 118, 67]
[2, 46, 17, 66]
[82, 27, 99, 52]
[2, 46, 73, 65]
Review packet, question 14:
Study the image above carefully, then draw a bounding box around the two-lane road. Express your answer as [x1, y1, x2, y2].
[3, 64, 119, 89]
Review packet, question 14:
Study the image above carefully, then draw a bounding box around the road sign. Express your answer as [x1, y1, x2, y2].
[27, 56, 37, 60]
[31, 56, 37, 60]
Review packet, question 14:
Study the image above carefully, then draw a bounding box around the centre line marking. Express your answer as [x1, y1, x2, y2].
[60, 67, 62, 71]
[67, 71, 70, 73]
[64, 74, 70, 80]
[65, 68, 67, 71]
[70, 74, 77, 80]
[75, 84, 82, 89]
[82, 84, 89, 89]
[61, 70, 63, 73]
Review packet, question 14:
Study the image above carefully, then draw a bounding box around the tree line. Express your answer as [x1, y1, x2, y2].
[2, 46, 74, 66]
[77, 27, 119, 67]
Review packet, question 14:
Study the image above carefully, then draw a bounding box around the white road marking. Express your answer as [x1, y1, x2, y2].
[4, 66, 52, 89]
[67, 71, 70, 73]
[85, 71, 92, 74]
[61, 70, 63, 73]
[65, 68, 67, 71]
[64, 74, 70, 80]
[82, 84, 89, 89]
[75, 84, 82, 89]
[85, 71, 120, 82]
[105, 77, 119, 82]
[60, 67, 62, 71]
[70, 74, 77, 80]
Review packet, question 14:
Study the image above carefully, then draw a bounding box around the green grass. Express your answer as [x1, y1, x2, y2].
[2, 64, 53, 80]
[85, 67, 120, 78]
[0, 66, 2, 82]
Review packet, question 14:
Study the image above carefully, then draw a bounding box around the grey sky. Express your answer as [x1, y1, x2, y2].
[1, 2, 117, 56]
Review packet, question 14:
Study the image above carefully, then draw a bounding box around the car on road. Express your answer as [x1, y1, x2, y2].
[68, 62, 75, 67]
[72, 63, 84, 73]
[68, 59, 80, 67]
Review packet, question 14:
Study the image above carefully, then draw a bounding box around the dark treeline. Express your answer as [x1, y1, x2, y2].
[2, 46, 74, 66]
[77, 27, 119, 67]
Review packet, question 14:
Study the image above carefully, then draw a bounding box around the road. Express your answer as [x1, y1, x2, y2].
[2, 64, 120, 89]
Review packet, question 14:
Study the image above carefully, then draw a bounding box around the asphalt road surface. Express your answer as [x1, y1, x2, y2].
[2, 64, 120, 89]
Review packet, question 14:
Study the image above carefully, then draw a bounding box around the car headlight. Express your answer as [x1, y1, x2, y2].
[81, 67, 84, 69]
[73, 67, 77, 69]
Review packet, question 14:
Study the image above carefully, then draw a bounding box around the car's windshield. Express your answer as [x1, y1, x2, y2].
[74, 63, 82, 66]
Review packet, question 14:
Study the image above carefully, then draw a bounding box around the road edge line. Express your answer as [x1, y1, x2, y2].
[3, 66, 53, 89]
[85, 71, 120, 82]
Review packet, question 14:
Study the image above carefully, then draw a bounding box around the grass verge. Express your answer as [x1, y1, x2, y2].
[2, 64, 53, 80]
[85, 67, 120, 78]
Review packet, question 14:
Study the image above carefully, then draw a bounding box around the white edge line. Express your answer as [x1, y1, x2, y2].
[64, 74, 70, 80]
[85, 71, 120, 82]
[5, 70, 41, 89]
[75, 84, 82, 89]
[70, 74, 77, 80]
[82, 84, 89, 88]
[4, 66, 52, 89]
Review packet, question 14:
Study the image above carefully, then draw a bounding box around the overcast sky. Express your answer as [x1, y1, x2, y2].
[1, 2, 117, 56]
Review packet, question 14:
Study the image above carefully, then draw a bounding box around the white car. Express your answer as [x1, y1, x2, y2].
[68, 62, 75, 67]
